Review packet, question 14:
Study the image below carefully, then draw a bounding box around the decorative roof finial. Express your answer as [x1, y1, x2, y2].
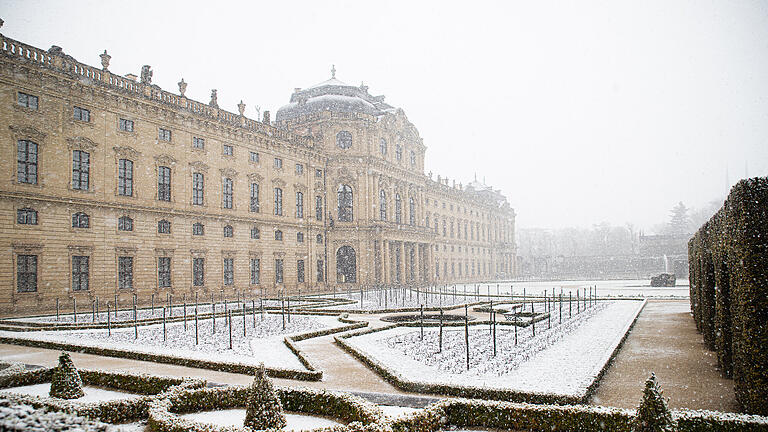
[178, 78, 187, 97]
[331, 64, 336, 79]
[237, 100, 246, 116]
[100, 50, 111, 70]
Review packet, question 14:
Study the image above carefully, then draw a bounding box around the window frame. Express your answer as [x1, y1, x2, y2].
[157, 219, 171, 234]
[16, 208, 38, 225]
[296, 191, 304, 218]
[193, 257, 205, 287]
[72, 212, 90, 229]
[118, 159, 134, 196]
[17, 140, 38, 185]
[158, 128, 172, 142]
[250, 258, 260, 285]
[17, 92, 39, 110]
[118, 215, 133, 232]
[73, 106, 90, 122]
[158, 256, 171, 288]
[72, 150, 90, 191]
[118, 256, 134, 290]
[158, 166, 171, 201]
[192, 172, 205, 205]
[337, 184, 353, 222]
[72, 255, 89, 291]
[250, 183, 260, 212]
[118, 118, 134, 132]
[192, 222, 205, 236]
[222, 177, 233, 209]
[16, 254, 38, 293]
[223, 258, 234, 286]
[274, 187, 283, 216]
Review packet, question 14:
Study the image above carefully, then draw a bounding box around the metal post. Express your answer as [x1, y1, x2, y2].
[73, 298, 77, 323]
[281, 297, 285, 330]
[107, 304, 111, 336]
[492, 311, 497, 356]
[133, 304, 138, 340]
[228, 311, 233, 350]
[56, 298, 59, 322]
[287, 296, 291, 323]
[489, 300, 493, 333]
[195, 304, 199, 345]
[243, 303, 246, 337]
[92, 299, 95, 323]
[212, 300, 216, 332]
[531, 301, 536, 337]
[252, 299, 256, 328]
[163, 307, 167, 341]
[151, 294, 155, 315]
[169, 294, 173, 317]
[514, 314, 518, 345]
[464, 304, 470, 370]
[419, 304, 424, 341]
[183, 295, 187, 330]
[114, 294, 118, 318]
[438, 308, 443, 353]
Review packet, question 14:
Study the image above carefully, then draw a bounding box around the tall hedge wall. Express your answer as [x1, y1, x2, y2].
[688, 176, 768, 415]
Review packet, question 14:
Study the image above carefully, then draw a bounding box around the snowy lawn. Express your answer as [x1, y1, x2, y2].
[448, 280, 689, 299]
[9, 299, 316, 325]
[318, 287, 475, 311]
[180, 409, 343, 430]
[379, 405, 421, 419]
[0, 383, 141, 402]
[0, 314, 343, 371]
[343, 300, 644, 399]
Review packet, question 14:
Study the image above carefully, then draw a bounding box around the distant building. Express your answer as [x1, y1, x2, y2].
[0, 32, 515, 314]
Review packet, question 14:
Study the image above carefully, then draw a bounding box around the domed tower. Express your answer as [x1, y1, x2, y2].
[276, 67, 434, 287]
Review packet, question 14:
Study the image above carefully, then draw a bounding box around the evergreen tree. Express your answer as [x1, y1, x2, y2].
[243, 363, 287, 430]
[667, 202, 690, 236]
[634, 373, 676, 432]
[49, 352, 84, 399]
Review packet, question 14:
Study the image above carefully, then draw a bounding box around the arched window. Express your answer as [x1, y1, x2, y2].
[409, 197, 416, 226]
[379, 138, 387, 155]
[434, 218, 439, 233]
[250, 226, 260, 239]
[379, 190, 387, 221]
[410, 150, 416, 166]
[158, 219, 171, 234]
[425, 214, 430, 228]
[316, 234, 323, 244]
[395, 193, 402, 224]
[118, 216, 133, 231]
[192, 222, 204, 236]
[275, 229, 283, 241]
[72, 212, 89, 228]
[223, 225, 233, 238]
[395, 145, 402, 161]
[336, 131, 352, 149]
[337, 184, 353, 222]
[17, 208, 37, 225]
[336, 246, 356, 283]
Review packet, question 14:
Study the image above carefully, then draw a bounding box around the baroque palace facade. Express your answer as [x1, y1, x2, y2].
[0, 31, 516, 314]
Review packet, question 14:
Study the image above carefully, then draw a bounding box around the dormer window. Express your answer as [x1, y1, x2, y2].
[336, 131, 352, 149]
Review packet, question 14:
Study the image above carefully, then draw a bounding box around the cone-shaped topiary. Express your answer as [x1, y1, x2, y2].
[49, 352, 85, 399]
[243, 363, 287, 430]
[634, 373, 676, 432]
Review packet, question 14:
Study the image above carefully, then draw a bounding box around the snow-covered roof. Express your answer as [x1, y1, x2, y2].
[276, 70, 394, 122]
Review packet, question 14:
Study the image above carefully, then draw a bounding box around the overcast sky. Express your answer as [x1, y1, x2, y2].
[2, 1, 766, 231]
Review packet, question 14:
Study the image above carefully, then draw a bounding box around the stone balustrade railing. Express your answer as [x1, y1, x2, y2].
[0, 33, 312, 148]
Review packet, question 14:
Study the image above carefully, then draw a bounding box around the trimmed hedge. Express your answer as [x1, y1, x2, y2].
[148, 384, 387, 432]
[688, 177, 768, 415]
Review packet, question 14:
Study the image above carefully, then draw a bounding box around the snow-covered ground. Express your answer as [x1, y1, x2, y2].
[0, 314, 343, 371]
[344, 300, 644, 398]
[318, 288, 476, 311]
[10, 299, 315, 325]
[434, 279, 689, 299]
[0, 384, 141, 402]
[180, 409, 343, 430]
[379, 405, 420, 419]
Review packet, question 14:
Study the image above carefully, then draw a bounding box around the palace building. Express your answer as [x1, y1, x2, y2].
[0, 31, 516, 314]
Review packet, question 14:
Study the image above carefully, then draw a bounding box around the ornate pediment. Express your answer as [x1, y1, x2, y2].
[66, 136, 98, 151]
[9, 125, 46, 142]
[271, 177, 287, 187]
[293, 183, 307, 191]
[189, 161, 209, 173]
[113, 145, 141, 159]
[220, 167, 238, 177]
[154, 154, 177, 165]
[248, 173, 264, 182]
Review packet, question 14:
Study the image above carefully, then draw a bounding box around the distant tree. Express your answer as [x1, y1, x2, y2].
[633, 373, 676, 432]
[667, 202, 690, 236]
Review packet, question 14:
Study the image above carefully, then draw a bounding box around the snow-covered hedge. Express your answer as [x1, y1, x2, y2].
[389, 398, 768, 432]
[0, 396, 119, 431]
[0, 366, 204, 424]
[688, 176, 768, 415]
[148, 384, 387, 432]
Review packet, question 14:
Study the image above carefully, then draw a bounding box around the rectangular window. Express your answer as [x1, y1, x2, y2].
[193, 137, 205, 149]
[296, 191, 304, 218]
[16, 255, 37, 293]
[250, 183, 259, 212]
[158, 257, 171, 288]
[223, 258, 234, 286]
[249, 152, 259, 163]
[158, 219, 171, 234]
[297, 260, 305, 283]
[192, 173, 204, 205]
[295, 163, 303, 175]
[157, 166, 171, 201]
[274, 158, 282, 169]
[118, 159, 133, 196]
[72, 256, 89, 291]
[192, 223, 204, 236]
[193, 257, 205, 286]
[250, 258, 260, 284]
[297, 232, 304, 243]
[315, 169, 322, 178]
[17, 140, 38, 185]
[274, 187, 283, 216]
[275, 230, 283, 241]
[72, 212, 90, 228]
[223, 144, 233, 156]
[222, 177, 233, 209]
[275, 259, 284, 284]
[118, 256, 133, 290]
[315, 196, 323, 220]
[158, 128, 172, 142]
[119, 118, 134, 132]
[317, 260, 324, 283]
[73, 106, 90, 122]
[17, 208, 37, 225]
[17, 92, 38, 110]
[118, 216, 133, 232]
[72, 150, 90, 190]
